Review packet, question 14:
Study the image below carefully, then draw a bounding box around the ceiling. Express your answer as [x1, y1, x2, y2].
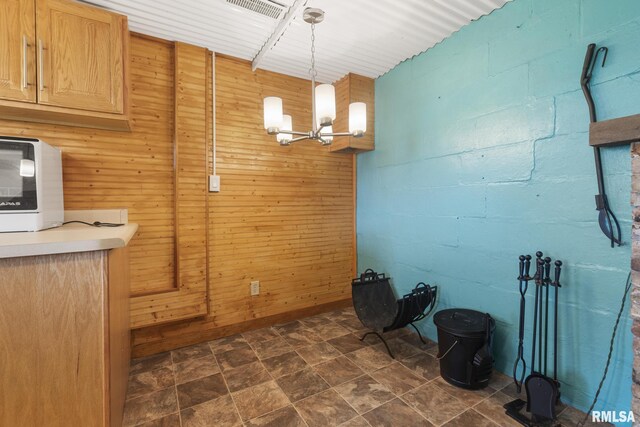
[83, 0, 510, 83]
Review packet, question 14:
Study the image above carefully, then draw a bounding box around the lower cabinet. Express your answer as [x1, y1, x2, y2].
[0, 247, 131, 427]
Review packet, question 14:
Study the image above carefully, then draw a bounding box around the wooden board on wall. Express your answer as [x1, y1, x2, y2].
[0, 34, 176, 299]
[131, 55, 356, 355]
[128, 42, 209, 328]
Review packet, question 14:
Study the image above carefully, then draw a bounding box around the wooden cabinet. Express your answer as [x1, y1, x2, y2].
[0, 0, 36, 102]
[0, 248, 131, 427]
[0, 0, 130, 130]
[330, 73, 375, 153]
[37, 0, 125, 113]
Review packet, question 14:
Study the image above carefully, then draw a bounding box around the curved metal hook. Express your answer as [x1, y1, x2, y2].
[587, 46, 608, 81]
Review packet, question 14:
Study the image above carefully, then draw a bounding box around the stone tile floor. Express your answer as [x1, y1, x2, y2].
[123, 307, 609, 427]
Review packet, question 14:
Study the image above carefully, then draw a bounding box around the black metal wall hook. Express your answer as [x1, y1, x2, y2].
[580, 43, 622, 248]
[586, 46, 608, 81]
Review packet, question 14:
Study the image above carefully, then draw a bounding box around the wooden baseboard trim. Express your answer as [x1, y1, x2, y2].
[131, 298, 353, 358]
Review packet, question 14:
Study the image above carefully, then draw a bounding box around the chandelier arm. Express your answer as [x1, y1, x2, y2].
[278, 130, 309, 136]
[320, 132, 356, 137]
[288, 135, 312, 143]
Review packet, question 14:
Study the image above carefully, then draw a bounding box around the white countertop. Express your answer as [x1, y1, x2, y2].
[0, 223, 138, 259]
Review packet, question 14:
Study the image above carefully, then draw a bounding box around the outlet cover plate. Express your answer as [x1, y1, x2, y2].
[250, 280, 260, 296]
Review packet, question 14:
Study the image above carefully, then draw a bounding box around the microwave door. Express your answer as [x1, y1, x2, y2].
[0, 142, 37, 211]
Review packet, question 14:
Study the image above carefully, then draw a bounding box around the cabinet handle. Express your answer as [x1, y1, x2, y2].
[22, 35, 29, 89]
[38, 40, 45, 91]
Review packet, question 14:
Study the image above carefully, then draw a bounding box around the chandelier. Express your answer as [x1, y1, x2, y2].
[262, 8, 367, 146]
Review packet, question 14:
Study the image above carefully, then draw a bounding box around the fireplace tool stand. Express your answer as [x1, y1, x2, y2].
[505, 252, 563, 427]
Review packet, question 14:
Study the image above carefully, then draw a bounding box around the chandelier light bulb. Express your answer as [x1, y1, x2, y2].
[321, 125, 333, 144]
[263, 96, 283, 133]
[315, 84, 336, 126]
[349, 102, 367, 136]
[277, 115, 293, 145]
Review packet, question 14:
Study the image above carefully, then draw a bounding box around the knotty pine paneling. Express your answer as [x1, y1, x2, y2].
[0, 34, 176, 296]
[128, 42, 209, 328]
[212, 55, 355, 323]
[130, 55, 356, 356]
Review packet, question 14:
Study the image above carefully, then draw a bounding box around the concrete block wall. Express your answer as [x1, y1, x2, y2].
[358, 0, 640, 421]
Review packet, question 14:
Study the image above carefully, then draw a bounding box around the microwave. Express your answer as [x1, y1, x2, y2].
[0, 137, 64, 232]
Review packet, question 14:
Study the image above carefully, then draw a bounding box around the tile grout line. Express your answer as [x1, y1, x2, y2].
[170, 353, 184, 427]
[207, 340, 246, 426]
[280, 311, 365, 426]
[250, 334, 312, 427]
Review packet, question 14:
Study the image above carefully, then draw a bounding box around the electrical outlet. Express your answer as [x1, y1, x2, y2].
[250, 280, 260, 296]
[209, 175, 220, 192]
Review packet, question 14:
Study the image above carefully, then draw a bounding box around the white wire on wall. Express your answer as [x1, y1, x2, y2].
[212, 52, 217, 177]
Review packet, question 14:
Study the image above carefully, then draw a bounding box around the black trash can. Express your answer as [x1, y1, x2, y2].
[433, 308, 495, 390]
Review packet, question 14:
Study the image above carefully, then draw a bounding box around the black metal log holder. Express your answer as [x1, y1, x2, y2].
[351, 269, 437, 358]
[505, 252, 563, 427]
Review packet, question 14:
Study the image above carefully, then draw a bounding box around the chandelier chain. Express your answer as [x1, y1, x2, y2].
[309, 23, 317, 78]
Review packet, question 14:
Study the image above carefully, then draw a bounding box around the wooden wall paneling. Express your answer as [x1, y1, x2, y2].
[0, 34, 176, 300]
[129, 41, 209, 328]
[131, 55, 355, 355]
[211, 56, 355, 325]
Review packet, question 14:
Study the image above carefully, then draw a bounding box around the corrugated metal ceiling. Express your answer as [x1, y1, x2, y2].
[83, 0, 510, 82]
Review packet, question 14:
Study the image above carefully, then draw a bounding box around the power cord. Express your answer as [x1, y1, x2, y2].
[63, 220, 124, 228]
[579, 271, 632, 426]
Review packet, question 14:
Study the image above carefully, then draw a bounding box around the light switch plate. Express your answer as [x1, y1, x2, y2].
[209, 175, 220, 192]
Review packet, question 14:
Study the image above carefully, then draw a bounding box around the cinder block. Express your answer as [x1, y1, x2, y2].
[581, 0, 640, 38]
[554, 90, 590, 135]
[533, 133, 593, 180]
[458, 140, 534, 185]
[488, 2, 579, 75]
[529, 46, 584, 97]
[473, 97, 555, 149]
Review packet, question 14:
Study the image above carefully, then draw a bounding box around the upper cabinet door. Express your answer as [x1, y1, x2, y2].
[36, 0, 125, 113]
[0, 0, 36, 103]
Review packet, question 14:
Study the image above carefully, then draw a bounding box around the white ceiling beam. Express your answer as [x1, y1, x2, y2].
[251, 0, 307, 71]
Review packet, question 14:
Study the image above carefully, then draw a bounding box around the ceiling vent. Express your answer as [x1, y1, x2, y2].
[226, 0, 286, 19]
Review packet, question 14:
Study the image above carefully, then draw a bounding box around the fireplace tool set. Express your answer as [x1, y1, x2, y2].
[505, 252, 563, 426]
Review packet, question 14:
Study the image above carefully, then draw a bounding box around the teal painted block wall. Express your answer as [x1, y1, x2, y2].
[357, 0, 640, 421]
